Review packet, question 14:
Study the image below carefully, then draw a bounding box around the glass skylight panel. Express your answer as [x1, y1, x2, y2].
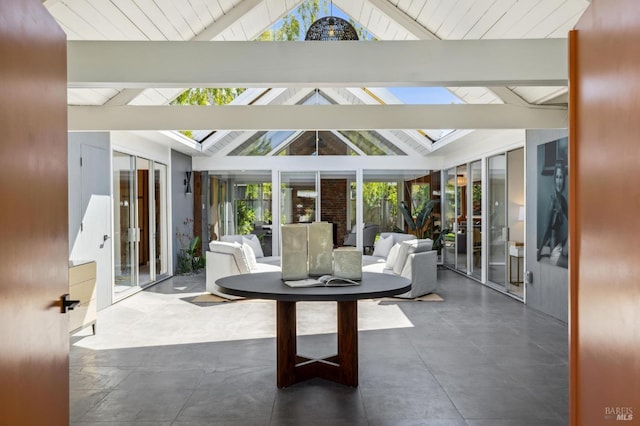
[338, 130, 405, 156]
[273, 131, 357, 156]
[372, 87, 463, 143]
[229, 131, 298, 156]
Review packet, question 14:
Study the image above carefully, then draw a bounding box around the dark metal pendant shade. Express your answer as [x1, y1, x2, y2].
[304, 16, 359, 41]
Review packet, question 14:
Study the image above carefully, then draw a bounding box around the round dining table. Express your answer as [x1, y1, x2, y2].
[216, 271, 411, 388]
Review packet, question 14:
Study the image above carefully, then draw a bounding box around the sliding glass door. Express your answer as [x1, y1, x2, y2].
[455, 164, 468, 273]
[113, 151, 168, 300]
[488, 154, 507, 288]
[442, 168, 456, 269]
[470, 160, 483, 280]
[113, 152, 137, 294]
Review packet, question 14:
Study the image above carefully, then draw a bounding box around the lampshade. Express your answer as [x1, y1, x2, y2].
[304, 16, 359, 41]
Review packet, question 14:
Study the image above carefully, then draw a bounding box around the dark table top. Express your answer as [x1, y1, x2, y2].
[216, 271, 411, 302]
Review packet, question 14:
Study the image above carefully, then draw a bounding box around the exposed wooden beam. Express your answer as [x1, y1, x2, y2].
[67, 39, 568, 88]
[68, 104, 567, 131]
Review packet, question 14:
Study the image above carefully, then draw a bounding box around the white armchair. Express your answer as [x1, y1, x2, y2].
[206, 238, 280, 299]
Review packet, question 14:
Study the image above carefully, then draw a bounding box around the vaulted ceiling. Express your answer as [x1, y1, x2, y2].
[44, 0, 589, 159]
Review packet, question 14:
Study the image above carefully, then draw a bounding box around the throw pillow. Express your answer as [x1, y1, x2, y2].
[242, 243, 258, 271]
[372, 234, 394, 258]
[392, 240, 415, 275]
[392, 239, 434, 274]
[242, 235, 264, 258]
[385, 243, 401, 268]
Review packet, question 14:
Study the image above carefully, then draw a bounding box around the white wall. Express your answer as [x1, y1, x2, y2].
[68, 132, 112, 310]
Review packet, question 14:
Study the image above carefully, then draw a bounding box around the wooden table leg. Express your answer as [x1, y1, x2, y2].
[276, 299, 359, 388]
[276, 300, 297, 388]
[337, 300, 358, 387]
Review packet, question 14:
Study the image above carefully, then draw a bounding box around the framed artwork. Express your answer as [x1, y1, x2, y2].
[536, 137, 568, 268]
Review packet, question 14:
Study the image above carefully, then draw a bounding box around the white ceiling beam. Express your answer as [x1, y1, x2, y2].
[68, 39, 568, 88]
[192, 153, 436, 172]
[487, 86, 530, 106]
[68, 104, 567, 131]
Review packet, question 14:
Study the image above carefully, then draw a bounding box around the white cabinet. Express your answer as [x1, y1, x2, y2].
[68, 260, 97, 334]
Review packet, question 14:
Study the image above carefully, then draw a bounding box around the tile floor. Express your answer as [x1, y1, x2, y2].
[70, 269, 568, 425]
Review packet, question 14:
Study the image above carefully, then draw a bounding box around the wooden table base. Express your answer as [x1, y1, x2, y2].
[276, 300, 358, 388]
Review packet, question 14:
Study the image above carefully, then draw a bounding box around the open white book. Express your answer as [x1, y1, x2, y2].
[284, 275, 361, 288]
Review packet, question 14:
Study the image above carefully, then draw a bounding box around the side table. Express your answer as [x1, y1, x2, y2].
[508, 242, 524, 285]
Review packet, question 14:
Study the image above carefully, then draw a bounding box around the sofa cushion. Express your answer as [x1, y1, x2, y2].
[385, 243, 401, 268]
[209, 241, 250, 274]
[372, 234, 394, 258]
[242, 235, 264, 258]
[392, 239, 433, 274]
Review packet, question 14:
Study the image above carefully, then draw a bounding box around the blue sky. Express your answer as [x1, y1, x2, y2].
[388, 87, 462, 104]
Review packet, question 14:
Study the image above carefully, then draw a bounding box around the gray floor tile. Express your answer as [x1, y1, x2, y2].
[361, 386, 464, 421]
[80, 388, 193, 422]
[176, 387, 276, 423]
[368, 420, 468, 426]
[444, 384, 560, 421]
[272, 381, 366, 422]
[116, 369, 205, 390]
[70, 366, 133, 390]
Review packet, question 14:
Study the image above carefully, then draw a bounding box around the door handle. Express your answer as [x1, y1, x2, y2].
[100, 234, 110, 248]
[60, 293, 80, 314]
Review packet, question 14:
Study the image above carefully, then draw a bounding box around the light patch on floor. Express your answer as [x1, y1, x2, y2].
[72, 293, 414, 351]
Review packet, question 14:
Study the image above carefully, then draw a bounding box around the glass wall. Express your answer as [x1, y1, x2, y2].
[351, 180, 398, 233]
[281, 171, 318, 224]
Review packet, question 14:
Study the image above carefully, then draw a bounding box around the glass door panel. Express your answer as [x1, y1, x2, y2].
[281, 172, 318, 225]
[154, 163, 168, 277]
[113, 152, 137, 297]
[321, 171, 355, 251]
[470, 160, 483, 280]
[455, 165, 468, 273]
[488, 154, 507, 288]
[137, 158, 152, 286]
[442, 168, 456, 269]
[207, 177, 227, 241]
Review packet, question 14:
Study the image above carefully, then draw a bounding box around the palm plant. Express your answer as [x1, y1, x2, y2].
[398, 199, 440, 239]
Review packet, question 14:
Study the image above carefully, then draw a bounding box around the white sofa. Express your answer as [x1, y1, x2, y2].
[362, 232, 438, 298]
[206, 234, 280, 299]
